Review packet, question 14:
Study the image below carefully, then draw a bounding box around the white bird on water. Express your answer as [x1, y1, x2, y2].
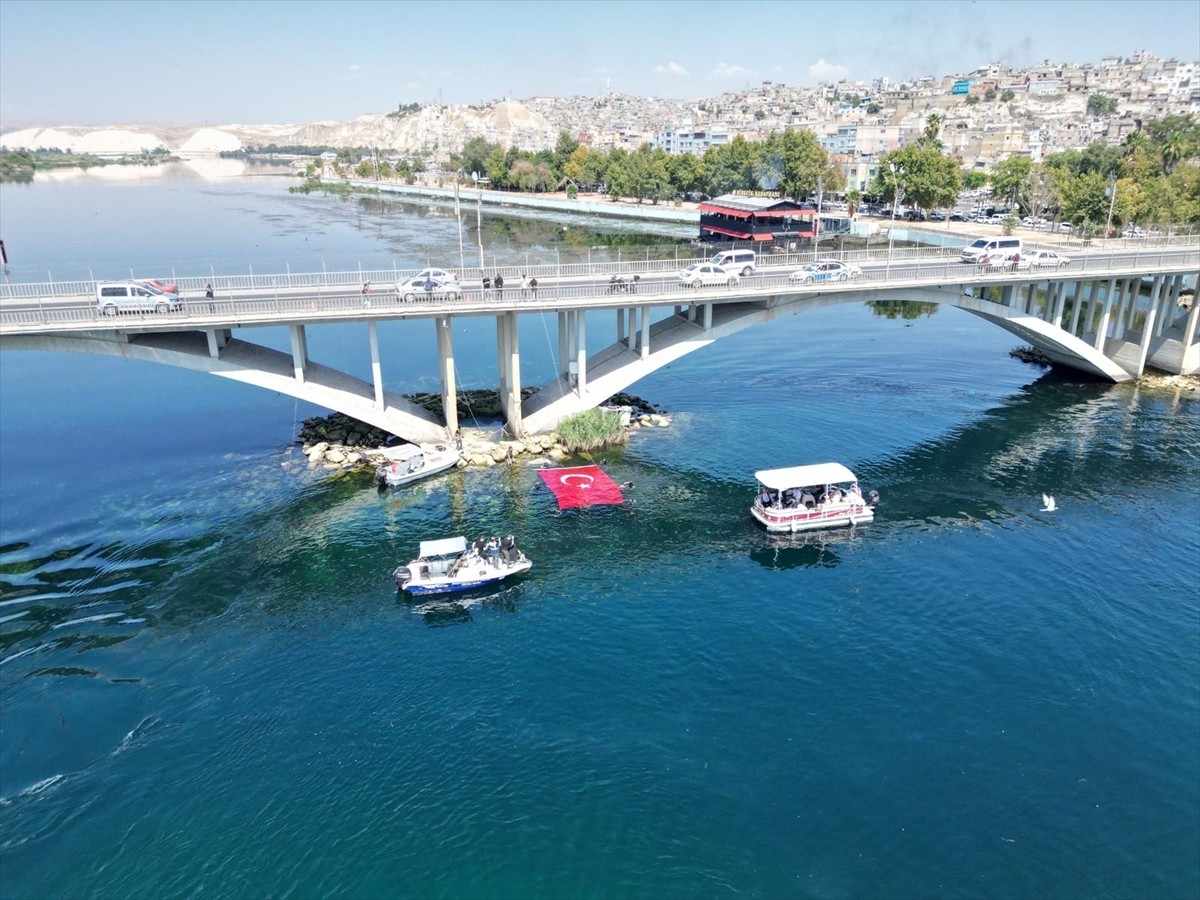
[1041, 493, 1057, 512]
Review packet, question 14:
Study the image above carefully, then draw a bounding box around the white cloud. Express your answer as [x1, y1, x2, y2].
[707, 62, 756, 80]
[653, 62, 689, 76]
[346, 63, 361, 72]
[808, 59, 848, 81]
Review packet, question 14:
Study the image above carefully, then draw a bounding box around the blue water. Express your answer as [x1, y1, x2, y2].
[1, 170, 1198, 899]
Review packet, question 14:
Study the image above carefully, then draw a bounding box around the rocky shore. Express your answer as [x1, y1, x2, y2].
[291, 393, 673, 474]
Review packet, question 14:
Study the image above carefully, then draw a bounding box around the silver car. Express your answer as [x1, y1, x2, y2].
[396, 276, 462, 302]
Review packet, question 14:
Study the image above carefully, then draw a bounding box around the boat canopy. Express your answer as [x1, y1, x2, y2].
[419, 536, 467, 558]
[755, 463, 858, 490]
[381, 443, 424, 462]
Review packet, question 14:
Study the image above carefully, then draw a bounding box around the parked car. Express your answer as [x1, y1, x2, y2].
[679, 263, 738, 288]
[1056, 222, 1073, 233]
[1122, 225, 1146, 238]
[949, 212, 967, 221]
[1026, 250, 1071, 268]
[788, 260, 863, 284]
[396, 275, 462, 301]
[929, 211, 946, 221]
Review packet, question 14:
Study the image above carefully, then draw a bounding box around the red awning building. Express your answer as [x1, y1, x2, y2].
[698, 194, 817, 244]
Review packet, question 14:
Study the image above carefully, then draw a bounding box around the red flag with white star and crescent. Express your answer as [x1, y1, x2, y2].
[536, 465, 624, 510]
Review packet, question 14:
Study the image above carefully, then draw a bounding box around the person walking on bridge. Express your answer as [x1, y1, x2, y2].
[494, 273, 504, 299]
[205, 282, 214, 312]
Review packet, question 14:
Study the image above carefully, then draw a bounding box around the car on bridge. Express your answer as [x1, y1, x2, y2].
[396, 275, 463, 302]
[95, 281, 185, 315]
[679, 263, 739, 288]
[411, 268, 459, 284]
[1026, 249, 1071, 268]
[788, 260, 863, 284]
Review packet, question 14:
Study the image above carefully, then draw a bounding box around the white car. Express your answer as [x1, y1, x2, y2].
[788, 260, 863, 284]
[1026, 250, 1071, 268]
[413, 268, 459, 284]
[396, 275, 462, 301]
[679, 263, 739, 288]
[1056, 222, 1073, 233]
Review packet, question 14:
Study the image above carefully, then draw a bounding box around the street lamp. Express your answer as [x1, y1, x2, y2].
[886, 161, 905, 279]
[813, 175, 823, 256]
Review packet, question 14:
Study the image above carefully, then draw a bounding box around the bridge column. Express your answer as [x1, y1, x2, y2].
[496, 315, 510, 407]
[575, 310, 587, 396]
[1182, 293, 1200, 370]
[1094, 279, 1117, 351]
[1136, 282, 1161, 378]
[368, 320, 384, 409]
[1154, 275, 1176, 337]
[558, 312, 569, 377]
[616, 308, 625, 346]
[1113, 279, 1132, 340]
[1163, 275, 1184, 334]
[205, 328, 230, 359]
[1071, 281, 1093, 337]
[1051, 282, 1068, 328]
[437, 317, 458, 435]
[640, 305, 650, 360]
[289, 323, 309, 384]
[500, 312, 523, 435]
[702, 302, 713, 331]
[627, 306, 637, 350]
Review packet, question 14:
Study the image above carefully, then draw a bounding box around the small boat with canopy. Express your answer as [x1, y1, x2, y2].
[376, 442, 459, 488]
[751, 462, 879, 533]
[392, 535, 531, 595]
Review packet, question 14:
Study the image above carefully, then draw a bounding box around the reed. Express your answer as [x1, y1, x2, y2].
[556, 408, 627, 452]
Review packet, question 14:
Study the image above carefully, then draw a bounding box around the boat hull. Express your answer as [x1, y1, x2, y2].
[397, 559, 532, 595]
[751, 502, 874, 533]
[376, 444, 459, 488]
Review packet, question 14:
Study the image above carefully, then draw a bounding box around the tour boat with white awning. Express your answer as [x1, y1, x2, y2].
[376, 442, 459, 488]
[392, 535, 532, 595]
[751, 462, 879, 533]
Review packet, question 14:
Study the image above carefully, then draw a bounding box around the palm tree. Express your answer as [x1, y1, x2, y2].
[923, 114, 944, 147]
[1161, 132, 1184, 175]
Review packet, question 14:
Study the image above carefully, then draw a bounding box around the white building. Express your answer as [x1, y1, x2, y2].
[654, 125, 731, 155]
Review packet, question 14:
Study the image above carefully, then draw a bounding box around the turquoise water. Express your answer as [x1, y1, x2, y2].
[1, 172, 1198, 899]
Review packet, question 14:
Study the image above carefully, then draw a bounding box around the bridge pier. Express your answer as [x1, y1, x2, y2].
[289, 323, 308, 383]
[1095, 279, 1116, 350]
[206, 328, 230, 358]
[368, 320, 384, 409]
[1136, 279, 1163, 377]
[640, 305, 650, 360]
[495, 312, 523, 435]
[437, 316, 458, 435]
[575, 309, 587, 395]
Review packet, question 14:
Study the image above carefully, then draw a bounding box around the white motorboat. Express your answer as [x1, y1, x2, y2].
[751, 462, 879, 533]
[376, 442, 459, 488]
[393, 536, 532, 595]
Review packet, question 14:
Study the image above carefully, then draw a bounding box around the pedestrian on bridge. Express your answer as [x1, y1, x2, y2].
[520, 273, 529, 297]
[529, 277, 538, 298]
[205, 283, 214, 312]
[495, 273, 504, 299]
[362, 281, 371, 307]
[483, 275, 492, 299]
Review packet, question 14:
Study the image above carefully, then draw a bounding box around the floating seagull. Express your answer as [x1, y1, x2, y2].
[1041, 493, 1057, 512]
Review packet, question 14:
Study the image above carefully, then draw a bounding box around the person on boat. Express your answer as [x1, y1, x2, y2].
[849, 483, 864, 504]
[801, 490, 816, 509]
[487, 536, 501, 569]
[759, 488, 773, 508]
[473, 534, 488, 556]
[501, 534, 517, 564]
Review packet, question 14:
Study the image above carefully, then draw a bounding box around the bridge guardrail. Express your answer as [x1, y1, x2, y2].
[4, 236, 1197, 305]
[3, 247, 1196, 334]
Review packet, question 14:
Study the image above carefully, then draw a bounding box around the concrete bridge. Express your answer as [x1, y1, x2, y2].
[2, 241, 1197, 443]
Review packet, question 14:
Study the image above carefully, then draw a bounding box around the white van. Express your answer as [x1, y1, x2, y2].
[95, 282, 184, 316]
[709, 249, 757, 276]
[960, 237, 1022, 264]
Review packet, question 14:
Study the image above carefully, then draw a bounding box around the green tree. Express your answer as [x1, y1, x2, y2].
[453, 136, 496, 180]
[1086, 94, 1118, 116]
[921, 113, 944, 149]
[553, 131, 580, 175]
[1059, 171, 1109, 225]
[666, 152, 704, 194]
[1000, 89, 1015, 102]
[963, 170, 989, 190]
[989, 156, 1032, 208]
[846, 188, 862, 218]
[871, 143, 962, 212]
[355, 160, 374, 178]
[984, 88, 998, 102]
[866, 102, 882, 114]
[1024, 163, 1061, 219]
[484, 146, 508, 187]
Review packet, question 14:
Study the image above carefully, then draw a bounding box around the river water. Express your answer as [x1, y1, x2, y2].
[1, 165, 1198, 899]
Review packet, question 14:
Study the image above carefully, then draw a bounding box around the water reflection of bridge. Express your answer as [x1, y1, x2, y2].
[1, 245, 1196, 443]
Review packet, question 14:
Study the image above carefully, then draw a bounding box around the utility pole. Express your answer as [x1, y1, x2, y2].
[1104, 173, 1118, 239]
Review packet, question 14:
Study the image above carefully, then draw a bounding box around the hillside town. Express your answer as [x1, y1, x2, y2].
[2, 51, 1197, 181]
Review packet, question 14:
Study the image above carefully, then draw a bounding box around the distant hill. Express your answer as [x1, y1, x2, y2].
[0, 101, 558, 158]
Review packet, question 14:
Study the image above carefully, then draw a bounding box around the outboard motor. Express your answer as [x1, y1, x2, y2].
[867, 490, 880, 508]
[392, 565, 413, 589]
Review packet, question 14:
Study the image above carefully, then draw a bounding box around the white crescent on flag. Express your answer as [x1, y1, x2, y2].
[560, 473, 594, 488]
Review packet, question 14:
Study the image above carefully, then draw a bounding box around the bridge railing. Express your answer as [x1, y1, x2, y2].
[4, 247, 1197, 333]
[11, 234, 1196, 305]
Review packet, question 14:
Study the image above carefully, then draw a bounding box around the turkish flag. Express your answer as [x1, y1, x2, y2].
[536, 465, 624, 510]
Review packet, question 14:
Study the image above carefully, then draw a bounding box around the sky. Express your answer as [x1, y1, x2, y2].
[1, 0, 1198, 126]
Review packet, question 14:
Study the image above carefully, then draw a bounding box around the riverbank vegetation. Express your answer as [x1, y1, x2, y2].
[0, 147, 178, 183]
[556, 408, 628, 452]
